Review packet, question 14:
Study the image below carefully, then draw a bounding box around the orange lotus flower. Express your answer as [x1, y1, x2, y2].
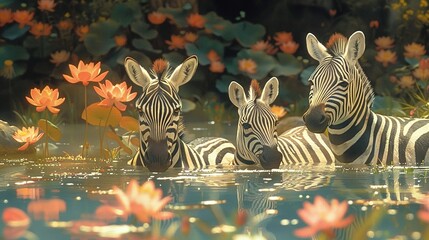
[404, 42, 426, 59]
[114, 35, 127, 47]
[274, 31, 293, 45]
[57, 19, 73, 31]
[238, 59, 257, 74]
[50, 50, 70, 66]
[184, 32, 198, 42]
[147, 11, 166, 25]
[63, 60, 108, 86]
[0, 8, 13, 27]
[251, 40, 278, 55]
[209, 61, 225, 73]
[374, 36, 394, 50]
[397, 75, 415, 88]
[29, 22, 52, 38]
[375, 49, 397, 67]
[13, 10, 34, 28]
[112, 179, 174, 223]
[165, 34, 186, 50]
[28, 198, 66, 221]
[12, 126, 44, 151]
[369, 20, 380, 28]
[419, 58, 429, 69]
[279, 41, 299, 55]
[271, 105, 287, 119]
[38, 0, 56, 12]
[75, 25, 89, 41]
[414, 67, 429, 80]
[2, 207, 30, 227]
[26, 86, 65, 114]
[207, 49, 221, 62]
[187, 13, 206, 28]
[294, 195, 354, 238]
[94, 80, 137, 111]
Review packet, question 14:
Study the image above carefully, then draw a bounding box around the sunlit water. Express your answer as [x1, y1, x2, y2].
[2, 122, 429, 239]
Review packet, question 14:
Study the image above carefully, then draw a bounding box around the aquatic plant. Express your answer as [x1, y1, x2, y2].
[12, 126, 44, 151]
[294, 195, 354, 238]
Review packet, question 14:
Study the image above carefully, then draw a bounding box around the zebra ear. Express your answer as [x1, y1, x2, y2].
[124, 57, 152, 89]
[228, 81, 247, 108]
[306, 33, 330, 62]
[344, 31, 365, 64]
[261, 77, 279, 105]
[168, 55, 198, 89]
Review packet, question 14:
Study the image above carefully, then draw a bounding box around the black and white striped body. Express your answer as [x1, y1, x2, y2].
[125, 56, 235, 171]
[303, 31, 429, 165]
[229, 79, 335, 169]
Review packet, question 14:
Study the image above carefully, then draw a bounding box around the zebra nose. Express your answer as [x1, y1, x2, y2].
[259, 145, 282, 170]
[144, 137, 172, 172]
[303, 104, 329, 133]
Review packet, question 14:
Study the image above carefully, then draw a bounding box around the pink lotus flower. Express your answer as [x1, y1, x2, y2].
[27, 198, 66, 221]
[93, 80, 137, 111]
[26, 86, 65, 114]
[12, 126, 44, 151]
[294, 195, 354, 238]
[63, 60, 108, 86]
[112, 179, 174, 223]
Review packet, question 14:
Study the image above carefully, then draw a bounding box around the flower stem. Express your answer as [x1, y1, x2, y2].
[44, 112, 49, 159]
[82, 86, 88, 157]
[99, 105, 113, 159]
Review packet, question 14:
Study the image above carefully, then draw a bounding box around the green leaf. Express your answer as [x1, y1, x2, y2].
[204, 12, 234, 41]
[162, 52, 185, 68]
[88, 19, 120, 36]
[0, 45, 30, 68]
[0, 0, 15, 7]
[130, 20, 158, 39]
[158, 7, 190, 27]
[225, 49, 276, 79]
[372, 96, 406, 116]
[233, 21, 265, 47]
[38, 119, 62, 142]
[111, 3, 135, 26]
[2, 23, 29, 40]
[272, 53, 303, 77]
[215, 75, 235, 93]
[132, 38, 161, 53]
[84, 35, 116, 56]
[300, 65, 316, 86]
[185, 36, 224, 66]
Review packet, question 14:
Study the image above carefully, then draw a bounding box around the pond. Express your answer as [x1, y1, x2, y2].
[1, 122, 429, 240]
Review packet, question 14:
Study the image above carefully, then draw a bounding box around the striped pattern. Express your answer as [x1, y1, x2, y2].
[229, 79, 335, 169]
[303, 31, 429, 165]
[125, 56, 235, 171]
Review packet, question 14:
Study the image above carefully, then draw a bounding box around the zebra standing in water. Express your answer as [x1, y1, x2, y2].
[228, 78, 335, 169]
[124, 56, 235, 171]
[303, 31, 429, 165]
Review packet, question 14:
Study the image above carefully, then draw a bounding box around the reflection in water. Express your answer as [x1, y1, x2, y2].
[1, 159, 429, 239]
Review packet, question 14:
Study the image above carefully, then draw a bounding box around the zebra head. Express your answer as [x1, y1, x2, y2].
[124, 56, 198, 172]
[229, 78, 282, 170]
[302, 31, 368, 133]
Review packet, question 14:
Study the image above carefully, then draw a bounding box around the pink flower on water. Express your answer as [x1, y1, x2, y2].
[63, 60, 108, 86]
[294, 195, 354, 238]
[112, 179, 174, 223]
[12, 126, 44, 151]
[93, 80, 137, 111]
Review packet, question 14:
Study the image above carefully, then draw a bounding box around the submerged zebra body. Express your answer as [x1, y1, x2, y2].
[125, 56, 235, 171]
[228, 78, 335, 169]
[303, 31, 429, 165]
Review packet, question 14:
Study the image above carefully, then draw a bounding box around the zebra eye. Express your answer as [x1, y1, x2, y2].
[338, 81, 348, 88]
[173, 107, 181, 115]
[242, 123, 251, 129]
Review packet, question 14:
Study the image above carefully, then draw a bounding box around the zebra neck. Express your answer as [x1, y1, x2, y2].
[234, 151, 257, 165]
[327, 105, 373, 164]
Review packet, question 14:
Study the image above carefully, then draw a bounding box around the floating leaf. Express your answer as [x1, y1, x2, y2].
[84, 20, 120, 56]
[111, 3, 135, 26]
[272, 53, 303, 77]
[300, 65, 317, 86]
[225, 49, 276, 79]
[82, 103, 122, 127]
[119, 116, 139, 131]
[204, 12, 234, 41]
[0, 45, 30, 68]
[185, 36, 224, 66]
[38, 119, 62, 142]
[372, 96, 406, 116]
[233, 21, 265, 47]
[215, 75, 236, 93]
[162, 52, 185, 68]
[158, 7, 189, 27]
[2, 24, 29, 40]
[132, 38, 161, 53]
[131, 20, 158, 40]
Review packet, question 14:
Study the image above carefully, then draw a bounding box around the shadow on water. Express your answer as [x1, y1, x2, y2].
[2, 123, 429, 239]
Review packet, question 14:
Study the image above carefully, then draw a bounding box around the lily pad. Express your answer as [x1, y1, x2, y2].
[162, 52, 185, 68]
[185, 36, 224, 66]
[272, 53, 303, 77]
[0, 45, 30, 68]
[232, 21, 265, 47]
[2, 23, 29, 40]
[372, 96, 406, 116]
[215, 75, 236, 93]
[84, 20, 120, 56]
[81, 103, 122, 127]
[300, 65, 317, 86]
[130, 20, 158, 40]
[225, 49, 276, 80]
[158, 7, 190, 27]
[132, 38, 161, 53]
[119, 116, 139, 132]
[204, 12, 234, 41]
[38, 119, 62, 142]
[111, 3, 136, 26]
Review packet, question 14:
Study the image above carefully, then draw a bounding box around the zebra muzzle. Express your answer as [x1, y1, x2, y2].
[259, 145, 282, 170]
[144, 137, 172, 172]
[303, 103, 330, 133]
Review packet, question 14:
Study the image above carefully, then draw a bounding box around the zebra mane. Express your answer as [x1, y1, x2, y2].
[325, 33, 375, 107]
[249, 79, 261, 101]
[326, 33, 348, 56]
[150, 58, 172, 80]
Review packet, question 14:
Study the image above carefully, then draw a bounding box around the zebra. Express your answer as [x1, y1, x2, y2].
[228, 78, 335, 169]
[124, 55, 235, 171]
[302, 30, 429, 165]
